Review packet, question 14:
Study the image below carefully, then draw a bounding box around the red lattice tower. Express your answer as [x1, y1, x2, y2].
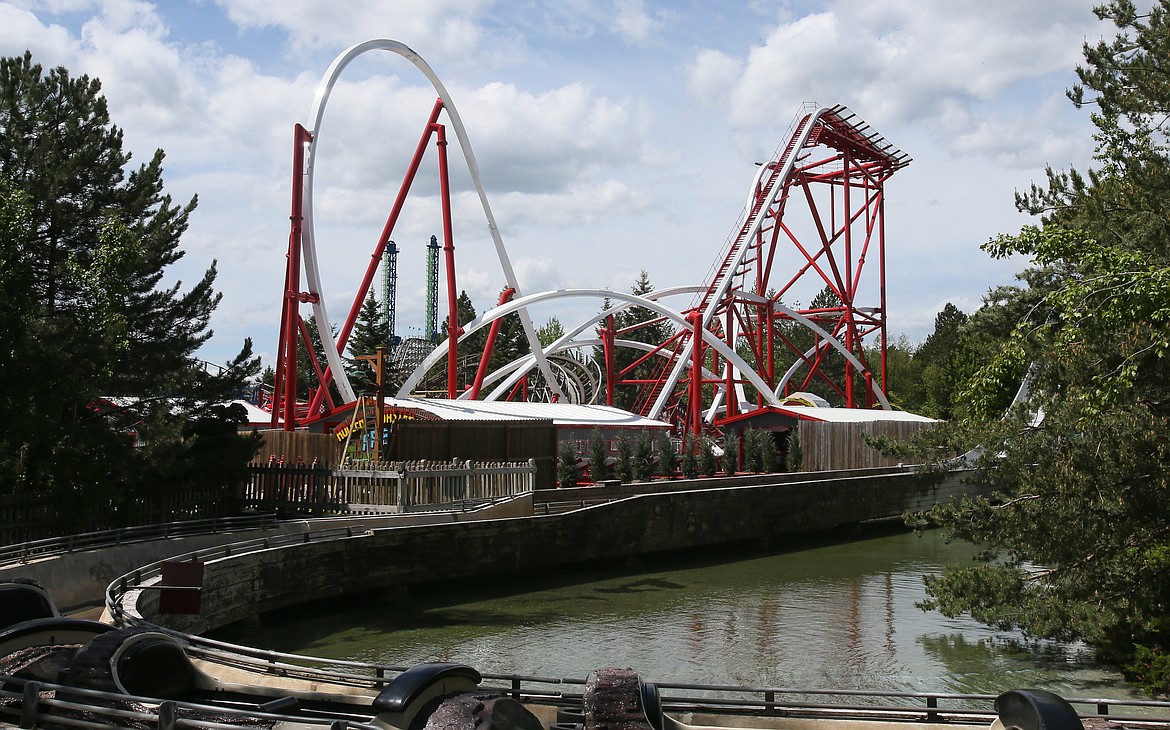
[616, 104, 911, 435]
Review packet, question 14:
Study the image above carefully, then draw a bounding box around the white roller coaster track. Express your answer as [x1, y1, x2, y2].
[299, 39, 562, 404]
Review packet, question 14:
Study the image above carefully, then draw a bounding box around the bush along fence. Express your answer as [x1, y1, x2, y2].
[240, 458, 538, 515]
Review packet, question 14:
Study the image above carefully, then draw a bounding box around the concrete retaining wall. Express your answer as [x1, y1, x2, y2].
[139, 469, 984, 635]
[1, 496, 532, 614]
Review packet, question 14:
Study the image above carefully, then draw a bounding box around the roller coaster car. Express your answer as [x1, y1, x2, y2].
[581, 667, 664, 730]
[371, 662, 544, 730]
[993, 689, 1084, 730]
[0, 579, 59, 628]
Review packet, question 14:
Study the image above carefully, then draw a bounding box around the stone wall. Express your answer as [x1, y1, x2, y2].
[2, 496, 532, 614]
[140, 469, 984, 635]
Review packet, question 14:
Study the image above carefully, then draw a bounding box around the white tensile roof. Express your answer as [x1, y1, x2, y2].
[232, 399, 276, 426]
[382, 398, 670, 428]
[777, 405, 937, 423]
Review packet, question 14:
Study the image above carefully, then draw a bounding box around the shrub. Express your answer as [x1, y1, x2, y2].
[557, 441, 580, 488]
[614, 433, 633, 483]
[742, 429, 761, 472]
[786, 428, 803, 472]
[632, 430, 655, 481]
[656, 432, 678, 477]
[698, 436, 717, 477]
[758, 430, 778, 473]
[587, 428, 608, 483]
[680, 433, 699, 479]
[721, 433, 738, 476]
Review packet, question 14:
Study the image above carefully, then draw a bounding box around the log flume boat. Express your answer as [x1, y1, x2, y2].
[2, 580, 1167, 730]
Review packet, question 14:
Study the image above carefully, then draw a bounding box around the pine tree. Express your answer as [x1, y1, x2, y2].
[905, 2, 1170, 694]
[437, 289, 486, 391]
[347, 291, 401, 394]
[0, 53, 257, 512]
[601, 271, 675, 410]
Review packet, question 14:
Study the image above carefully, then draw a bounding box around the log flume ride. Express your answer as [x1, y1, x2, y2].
[1, 581, 1168, 730]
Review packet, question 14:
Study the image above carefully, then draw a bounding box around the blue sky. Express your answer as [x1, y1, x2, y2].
[2, 1, 1115, 368]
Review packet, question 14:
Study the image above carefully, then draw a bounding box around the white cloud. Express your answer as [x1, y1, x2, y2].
[613, 0, 666, 44]
[684, 1, 1106, 164]
[211, 0, 512, 69]
[0, 6, 73, 60]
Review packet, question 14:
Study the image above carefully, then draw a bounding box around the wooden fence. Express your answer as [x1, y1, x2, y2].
[0, 483, 239, 546]
[250, 430, 341, 467]
[239, 458, 538, 515]
[798, 419, 936, 471]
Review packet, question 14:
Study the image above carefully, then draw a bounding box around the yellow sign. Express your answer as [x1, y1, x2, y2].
[332, 400, 421, 442]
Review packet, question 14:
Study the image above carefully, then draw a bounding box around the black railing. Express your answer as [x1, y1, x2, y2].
[0, 514, 279, 567]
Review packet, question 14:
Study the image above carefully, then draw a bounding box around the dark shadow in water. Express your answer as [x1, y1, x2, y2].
[594, 578, 686, 594]
[917, 633, 1124, 696]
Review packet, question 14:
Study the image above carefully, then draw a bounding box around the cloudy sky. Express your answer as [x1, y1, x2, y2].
[3, 0, 1115, 367]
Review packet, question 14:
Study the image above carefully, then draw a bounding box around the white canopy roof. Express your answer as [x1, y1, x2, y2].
[382, 398, 670, 428]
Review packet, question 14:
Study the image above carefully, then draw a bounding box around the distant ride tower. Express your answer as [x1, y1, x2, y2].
[381, 240, 399, 346]
[424, 234, 440, 342]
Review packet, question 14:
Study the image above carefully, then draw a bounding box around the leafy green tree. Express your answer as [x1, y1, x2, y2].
[0, 53, 257, 519]
[537, 315, 566, 348]
[906, 1, 1170, 694]
[876, 335, 922, 411]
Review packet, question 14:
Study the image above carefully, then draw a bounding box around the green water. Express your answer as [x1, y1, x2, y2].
[212, 527, 1139, 699]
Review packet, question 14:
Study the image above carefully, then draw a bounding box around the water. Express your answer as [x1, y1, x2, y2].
[212, 527, 1139, 699]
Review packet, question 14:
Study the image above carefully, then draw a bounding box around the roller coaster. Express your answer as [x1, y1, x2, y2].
[270, 40, 911, 437]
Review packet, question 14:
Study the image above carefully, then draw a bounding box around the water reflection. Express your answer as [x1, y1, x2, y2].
[212, 527, 1140, 699]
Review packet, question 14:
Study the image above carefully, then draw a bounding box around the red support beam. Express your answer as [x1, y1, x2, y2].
[434, 122, 461, 398]
[602, 314, 616, 407]
[307, 98, 446, 417]
[470, 287, 515, 399]
[274, 124, 312, 430]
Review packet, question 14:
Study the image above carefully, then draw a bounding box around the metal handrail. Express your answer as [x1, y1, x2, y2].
[0, 514, 281, 567]
[0, 675, 381, 729]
